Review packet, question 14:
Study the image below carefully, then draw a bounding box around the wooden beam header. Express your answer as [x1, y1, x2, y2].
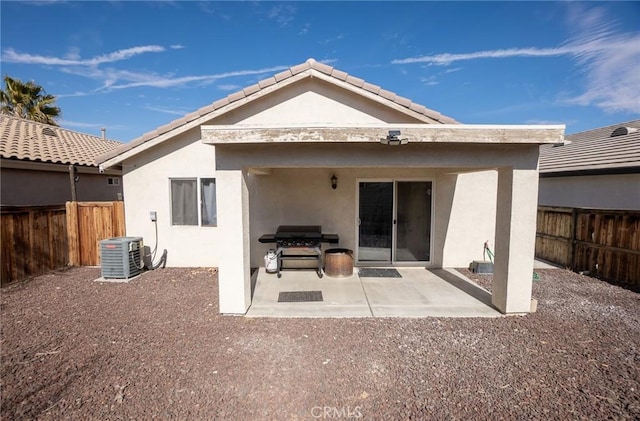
[201, 124, 565, 145]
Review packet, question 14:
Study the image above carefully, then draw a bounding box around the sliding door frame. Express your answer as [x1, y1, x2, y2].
[355, 177, 435, 267]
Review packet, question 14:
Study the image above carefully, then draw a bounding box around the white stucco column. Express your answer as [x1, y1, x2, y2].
[492, 167, 539, 313]
[216, 169, 251, 314]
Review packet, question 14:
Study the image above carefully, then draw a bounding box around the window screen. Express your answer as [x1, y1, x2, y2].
[201, 178, 217, 226]
[171, 179, 198, 225]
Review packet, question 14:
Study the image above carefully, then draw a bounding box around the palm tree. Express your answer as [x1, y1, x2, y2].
[0, 75, 61, 126]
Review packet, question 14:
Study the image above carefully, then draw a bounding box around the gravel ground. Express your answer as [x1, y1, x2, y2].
[1, 266, 639, 420]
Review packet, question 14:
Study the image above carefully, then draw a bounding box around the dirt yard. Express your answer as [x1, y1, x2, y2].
[1, 266, 638, 420]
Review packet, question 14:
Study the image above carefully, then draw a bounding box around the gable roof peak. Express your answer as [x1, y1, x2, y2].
[215, 59, 456, 125]
[97, 59, 458, 166]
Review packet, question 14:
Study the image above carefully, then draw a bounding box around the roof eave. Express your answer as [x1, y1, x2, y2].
[2, 157, 122, 174]
[540, 165, 640, 177]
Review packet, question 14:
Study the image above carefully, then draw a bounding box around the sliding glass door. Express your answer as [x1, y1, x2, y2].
[358, 182, 394, 262]
[357, 181, 432, 264]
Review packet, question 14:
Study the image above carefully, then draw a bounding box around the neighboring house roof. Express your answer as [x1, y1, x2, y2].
[97, 58, 458, 167]
[0, 114, 123, 167]
[539, 119, 640, 176]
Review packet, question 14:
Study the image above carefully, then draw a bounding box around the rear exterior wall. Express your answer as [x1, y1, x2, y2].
[122, 135, 504, 270]
[539, 174, 640, 210]
[1, 167, 123, 206]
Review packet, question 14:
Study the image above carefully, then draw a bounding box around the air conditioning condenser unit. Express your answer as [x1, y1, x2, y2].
[100, 236, 143, 279]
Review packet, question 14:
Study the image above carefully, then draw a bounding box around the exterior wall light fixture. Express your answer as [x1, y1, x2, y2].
[380, 130, 409, 145]
[331, 174, 338, 190]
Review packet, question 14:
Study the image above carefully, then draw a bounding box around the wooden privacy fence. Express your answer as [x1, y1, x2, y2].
[1, 205, 68, 286]
[1, 201, 125, 285]
[66, 201, 125, 266]
[536, 206, 640, 287]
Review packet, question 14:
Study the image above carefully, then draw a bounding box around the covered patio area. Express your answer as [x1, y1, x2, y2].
[247, 266, 502, 318]
[213, 127, 562, 316]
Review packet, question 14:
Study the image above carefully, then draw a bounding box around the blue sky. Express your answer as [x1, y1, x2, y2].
[1, 1, 639, 142]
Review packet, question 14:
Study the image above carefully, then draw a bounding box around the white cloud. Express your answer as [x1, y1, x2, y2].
[267, 4, 296, 27]
[61, 120, 104, 129]
[101, 65, 290, 91]
[2, 43, 290, 95]
[299, 23, 311, 35]
[421, 76, 438, 86]
[217, 84, 241, 91]
[418, 67, 463, 88]
[2, 45, 166, 66]
[391, 5, 640, 114]
[559, 4, 640, 114]
[62, 120, 126, 132]
[319, 58, 338, 65]
[524, 119, 570, 126]
[319, 34, 344, 45]
[392, 46, 577, 66]
[143, 106, 189, 116]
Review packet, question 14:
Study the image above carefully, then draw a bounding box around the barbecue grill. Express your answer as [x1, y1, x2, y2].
[259, 225, 339, 278]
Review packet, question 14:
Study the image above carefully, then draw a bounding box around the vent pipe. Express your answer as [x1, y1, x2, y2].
[101, 127, 106, 140]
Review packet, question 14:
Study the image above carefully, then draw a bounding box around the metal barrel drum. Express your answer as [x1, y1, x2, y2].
[324, 248, 354, 277]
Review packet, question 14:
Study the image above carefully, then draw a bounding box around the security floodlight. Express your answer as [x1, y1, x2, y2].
[380, 130, 409, 145]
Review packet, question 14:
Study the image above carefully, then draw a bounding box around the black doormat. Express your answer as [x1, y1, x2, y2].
[278, 290, 323, 302]
[358, 268, 402, 278]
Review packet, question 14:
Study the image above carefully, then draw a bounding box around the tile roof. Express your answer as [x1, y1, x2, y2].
[1, 114, 123, 167]
[539, 119, 640, 175]
[98, 58, 458, 165]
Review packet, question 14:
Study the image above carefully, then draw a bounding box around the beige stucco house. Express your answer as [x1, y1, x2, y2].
[97, 58, 564, 315]
[1, 115, 123, 206]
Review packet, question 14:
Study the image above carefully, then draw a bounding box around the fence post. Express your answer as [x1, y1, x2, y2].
[114, 201, 126, 237]
[66, 201, 80, 266]
[569, 208, 578, 270]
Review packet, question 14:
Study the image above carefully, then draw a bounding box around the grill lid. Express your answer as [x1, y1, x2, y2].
[275, 225, 322, 239]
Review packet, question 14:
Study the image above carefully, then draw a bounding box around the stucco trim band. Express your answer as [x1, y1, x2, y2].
[201, 124, 565, 145]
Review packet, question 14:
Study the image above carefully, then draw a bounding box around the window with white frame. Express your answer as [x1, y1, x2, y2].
[108, 177, 120, 186]
[170, 178, 216, 226]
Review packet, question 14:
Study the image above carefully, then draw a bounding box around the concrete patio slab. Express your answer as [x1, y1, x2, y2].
[246, 267, 502, 318]
[246, 268, 372, 317]
[362, 268, 500, 317]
